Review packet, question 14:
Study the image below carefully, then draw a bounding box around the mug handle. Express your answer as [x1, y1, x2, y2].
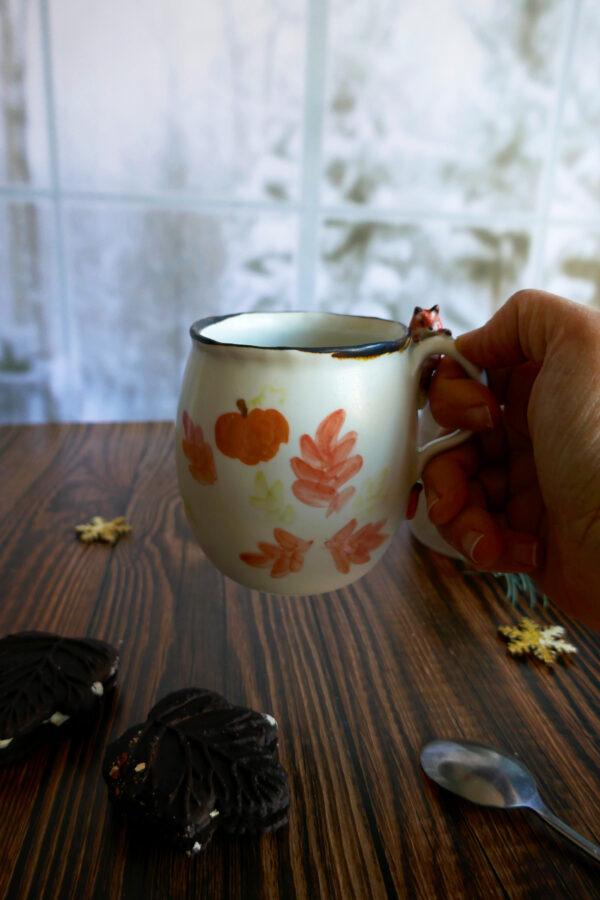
[409, 334, 486, 477]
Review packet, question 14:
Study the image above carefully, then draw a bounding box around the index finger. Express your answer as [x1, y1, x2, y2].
[455, 289, 594, 368]
[429, 357, 500, 432]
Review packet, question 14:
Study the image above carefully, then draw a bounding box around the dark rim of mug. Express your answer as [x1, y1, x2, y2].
[190, 312, 411, 358]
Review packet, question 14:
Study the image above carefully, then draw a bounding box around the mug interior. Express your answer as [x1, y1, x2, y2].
[192, 312, 409, 352]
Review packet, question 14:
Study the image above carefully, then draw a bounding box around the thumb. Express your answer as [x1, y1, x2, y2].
[455, 289, 595, 369]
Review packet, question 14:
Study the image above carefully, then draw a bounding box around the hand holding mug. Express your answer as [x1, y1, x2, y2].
[422, 290, 600, 629]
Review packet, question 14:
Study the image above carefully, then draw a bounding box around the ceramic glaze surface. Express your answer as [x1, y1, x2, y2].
[176, 312, 479, 594]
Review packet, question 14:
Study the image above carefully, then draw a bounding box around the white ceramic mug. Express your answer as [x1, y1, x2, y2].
[176, 311, 480, 594]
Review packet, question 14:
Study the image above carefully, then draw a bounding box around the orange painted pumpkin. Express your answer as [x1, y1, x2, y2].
[215, 399, 289, 465]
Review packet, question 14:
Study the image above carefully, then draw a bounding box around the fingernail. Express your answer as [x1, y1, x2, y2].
[514, 539, 540, 569]
[461, 530, 485, 563]
[463, 405, 494, 430]
[426, 489, 440, 515]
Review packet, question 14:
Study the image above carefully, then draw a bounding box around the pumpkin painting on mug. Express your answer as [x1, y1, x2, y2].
[215, 399, 289, 465]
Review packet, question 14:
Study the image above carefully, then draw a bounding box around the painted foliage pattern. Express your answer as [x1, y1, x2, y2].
[323, 518, 389, 575]
[290, 409, 363, 516]
[240, 517, 389, 577]
[239, 528, 314, 579]
[182, 405, 387, 579]
[250, 471, 295, 524]
[181, 411, 217, 485]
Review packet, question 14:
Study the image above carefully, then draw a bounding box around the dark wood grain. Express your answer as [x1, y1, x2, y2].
[0, 422, 599, 899]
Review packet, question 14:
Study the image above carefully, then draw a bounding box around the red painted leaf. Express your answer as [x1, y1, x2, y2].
[240, 529, 313, 578]
[329, 456, 363, 487]
[273, 527, 312, 553]
[292, 481, 337, 508]
[330, 433, 359, 465]
[299, 434, 325, 465]
[315, 409, 345, 452]
[324, 518, 389, 574]
[289, 457, 324, 482]
[182, 411, 217, 485]
[291, 410, 362, 515]
[257, 542, 280, 559]
[239, 553, 272, 570]
[326, 486, 356, 517]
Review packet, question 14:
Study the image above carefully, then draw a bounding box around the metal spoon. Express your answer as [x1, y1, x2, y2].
[421, 739, 600, 863]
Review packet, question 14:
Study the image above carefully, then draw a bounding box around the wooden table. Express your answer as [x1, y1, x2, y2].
[1, 422, 599, 899]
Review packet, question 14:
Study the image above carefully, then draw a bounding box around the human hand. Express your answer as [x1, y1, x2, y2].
[423, 289, 600, 628]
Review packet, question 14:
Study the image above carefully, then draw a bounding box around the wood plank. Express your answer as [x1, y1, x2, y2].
[0, 423, 599, 899]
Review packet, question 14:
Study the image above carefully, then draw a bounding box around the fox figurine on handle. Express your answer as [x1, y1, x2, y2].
[409, 304, 452, 411]
[406, 303, 453, 519]
[408, 304, 451, 343]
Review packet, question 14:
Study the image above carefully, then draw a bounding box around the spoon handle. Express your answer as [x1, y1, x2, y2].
[533, 803, 600, 863]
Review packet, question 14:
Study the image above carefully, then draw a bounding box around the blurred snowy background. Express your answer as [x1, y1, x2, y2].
[1, 0, 599, 423]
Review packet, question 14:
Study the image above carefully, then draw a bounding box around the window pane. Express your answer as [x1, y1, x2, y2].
[322, 0, 568, 213]
[0, 0, 50, 186]
[51, 0, 305, 199]
[317, 218, 532, 333]
[544, 227, 600, 308]
[64, 204, 299, 421]
[0, 200, 60, 422]
[553, 0, 600, 216]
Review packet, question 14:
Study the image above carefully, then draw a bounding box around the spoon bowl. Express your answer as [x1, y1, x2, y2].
[421, 739, 600, 863]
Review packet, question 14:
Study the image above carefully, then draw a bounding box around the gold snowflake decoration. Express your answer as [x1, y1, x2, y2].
[75, 516, 132, 546]
[498, 617, 577, 666]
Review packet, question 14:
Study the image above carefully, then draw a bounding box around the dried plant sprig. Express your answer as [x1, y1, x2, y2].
[493, 572, 549, 608]
[461, 567, 549, 609]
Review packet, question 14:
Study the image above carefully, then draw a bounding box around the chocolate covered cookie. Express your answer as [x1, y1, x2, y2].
[0, 631, 119, 764]
[103, 687, 289, 854]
